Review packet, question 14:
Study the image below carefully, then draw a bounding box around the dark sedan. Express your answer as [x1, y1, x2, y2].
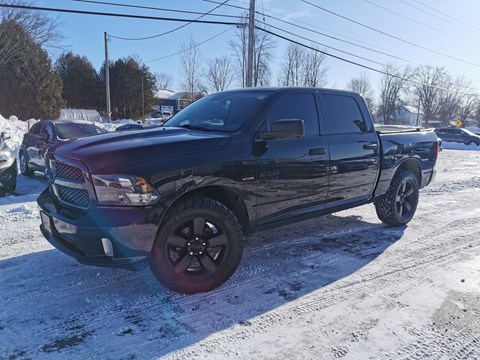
[19, 120, 106, 176]
[0, 132, 17, 193]
[434, 127, 480, 146]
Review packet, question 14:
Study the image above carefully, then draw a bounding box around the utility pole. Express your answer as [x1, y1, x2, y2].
[246, 0, 255, 87]
[416, 97, 421, 127]
[141, 75, 145, 122]
[104, 32, 111, 122]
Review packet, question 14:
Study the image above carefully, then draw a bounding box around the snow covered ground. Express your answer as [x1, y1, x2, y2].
[1, 116, 480, 359]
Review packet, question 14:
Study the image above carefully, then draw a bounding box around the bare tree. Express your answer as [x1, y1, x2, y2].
[155, 72, 172, 90]
[303, 46, 328, 88]
[0, 0, 63, 51]
[379, 64, 413, 124]
[229, 13, 275, 87]
[204, 56, 235, 92]
[346, 72, 374, 111]
[437, 75, 472, 126]
[278, 43, 305, 86]
[411, 65, 447, 125]
[178, 36, 202, 102]
[458, 94, 479, 127]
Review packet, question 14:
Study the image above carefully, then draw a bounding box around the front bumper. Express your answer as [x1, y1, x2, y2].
[37, 187, 159, 270]
[0, 158, 17, 191]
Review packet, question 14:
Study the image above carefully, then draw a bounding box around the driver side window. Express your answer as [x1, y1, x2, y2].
[44, 124, 55, 142]
[261, 93, 320, 136]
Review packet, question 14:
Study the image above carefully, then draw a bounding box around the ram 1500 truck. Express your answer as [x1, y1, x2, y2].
[38, 88, 439, 293]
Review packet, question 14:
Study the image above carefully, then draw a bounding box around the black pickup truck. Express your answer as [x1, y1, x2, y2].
[38, 88, 439, 293]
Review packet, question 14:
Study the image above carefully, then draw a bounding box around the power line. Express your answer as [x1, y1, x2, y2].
[255, 19, 388, 67]
[258, 26, 479, 96]
[362, 0, 478, 44]
[411, 0, 480, 33]
[206, 0, 414, 60]
[301, 0, 480, 69]
[147, 26, 234, 63]
[109, 0, 231, 41]
[203, 0, 247, 11]
[256, 10, 415, 64]
[0, 3, 241, 25]
[73, 0, 239, 18]
[399, 0, 480, 36]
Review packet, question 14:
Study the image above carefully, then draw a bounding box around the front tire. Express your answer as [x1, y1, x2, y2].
[466, 140, 479, 146]
[375, 169, 419, 226]
[19, 151, 33, 176]
[150, 196, 244, 293]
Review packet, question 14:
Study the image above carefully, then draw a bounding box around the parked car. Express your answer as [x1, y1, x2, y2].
[115, 123, 162, 131]
[434, 127, 480, 146]
[38, 88, 439, 293]
[19, 120, 106, 176]
[0, 132, 17, 193]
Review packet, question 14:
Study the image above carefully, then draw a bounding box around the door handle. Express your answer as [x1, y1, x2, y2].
[363, 143, 378, 150]
[309, 148, 326, 155]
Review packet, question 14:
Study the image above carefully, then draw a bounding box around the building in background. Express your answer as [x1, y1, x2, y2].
[59, 109, 102, 123]
[391, 105, 425, 126]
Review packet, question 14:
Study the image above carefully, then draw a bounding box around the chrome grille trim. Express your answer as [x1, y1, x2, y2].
[56, 184, 90, 208]
[55, 161, 85, 182]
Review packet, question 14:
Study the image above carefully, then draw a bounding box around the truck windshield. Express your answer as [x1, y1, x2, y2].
[163, 91, 273, 132]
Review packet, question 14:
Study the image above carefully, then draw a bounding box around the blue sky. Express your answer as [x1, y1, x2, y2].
[38, 0, 480, 98]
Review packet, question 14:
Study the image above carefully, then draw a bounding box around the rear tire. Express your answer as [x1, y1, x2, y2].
[150, 196, 244, 293]
[19, 151, 33, 176]
[375, 169, 419, 226]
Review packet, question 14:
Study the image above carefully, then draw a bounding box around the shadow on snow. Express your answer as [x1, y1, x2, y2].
[0, 213, 405, 359]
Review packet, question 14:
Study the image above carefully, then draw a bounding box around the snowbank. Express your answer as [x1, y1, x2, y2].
[0, 114, 31, 156]
[0, 114, 140, 153]
[442, 142, 480, 150]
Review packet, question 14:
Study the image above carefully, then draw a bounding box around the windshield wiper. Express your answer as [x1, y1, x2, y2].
[177, 124, 215, 132]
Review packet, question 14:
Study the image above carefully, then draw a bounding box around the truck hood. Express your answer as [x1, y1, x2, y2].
[52, 127, 230, 174]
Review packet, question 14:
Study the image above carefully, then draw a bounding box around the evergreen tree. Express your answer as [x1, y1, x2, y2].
[100, 57, 156, 120]
[55, 52, 101, 110]
[0, 21, 63, 119]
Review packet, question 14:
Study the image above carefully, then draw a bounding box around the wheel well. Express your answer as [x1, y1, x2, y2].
[397, 159, 421, 184]
[165, 186, 250, 235]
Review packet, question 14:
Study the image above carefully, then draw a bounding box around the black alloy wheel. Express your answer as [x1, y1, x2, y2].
[166, 217, 228, 275]
[394, 179, 416, 219]
[150, 196, 244, 293]
[375, 169, 419, 226]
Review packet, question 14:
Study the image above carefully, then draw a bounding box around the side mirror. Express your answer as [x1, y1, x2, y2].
[257, 119, 305, 141]
[0, 132, 10, 140]
[37, 133, 48, 142]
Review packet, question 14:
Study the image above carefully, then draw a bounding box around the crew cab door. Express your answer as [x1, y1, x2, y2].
[254, 92, 329, 225]
[321, 93, 380, 205]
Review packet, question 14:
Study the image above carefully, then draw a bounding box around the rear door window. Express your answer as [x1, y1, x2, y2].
[323, 95, 367, 134]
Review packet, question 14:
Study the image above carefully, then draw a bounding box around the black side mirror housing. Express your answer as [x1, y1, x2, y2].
[37, 133, 48, 142]
[1, 132, 10, 140]
[257, 119, 305, 141]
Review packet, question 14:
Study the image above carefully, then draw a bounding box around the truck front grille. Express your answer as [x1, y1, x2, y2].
[56, 184, 90, 208]
[55, 161, 85, 182]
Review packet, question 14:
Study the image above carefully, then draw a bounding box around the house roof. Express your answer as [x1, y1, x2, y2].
[155, 89, 176, 99]
[401, 105, 424, 116]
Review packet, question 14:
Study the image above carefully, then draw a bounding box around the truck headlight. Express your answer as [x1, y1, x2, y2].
[92, 174, 160, 206]
[0, 148, 14, 164]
